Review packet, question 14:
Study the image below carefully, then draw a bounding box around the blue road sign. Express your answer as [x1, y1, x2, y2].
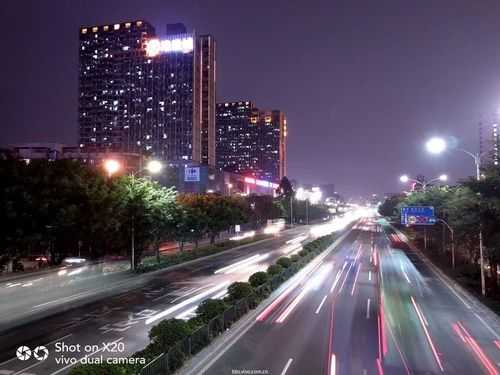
[400, 206, 436, 226]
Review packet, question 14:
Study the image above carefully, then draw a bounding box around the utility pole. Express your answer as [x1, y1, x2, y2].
[131, 215, 135, 271]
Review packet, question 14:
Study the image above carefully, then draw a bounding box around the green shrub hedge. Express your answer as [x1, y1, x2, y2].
[70, 233, 336, 375]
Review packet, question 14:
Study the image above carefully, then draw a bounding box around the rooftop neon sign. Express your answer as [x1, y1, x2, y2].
[145, 37, 194, 57]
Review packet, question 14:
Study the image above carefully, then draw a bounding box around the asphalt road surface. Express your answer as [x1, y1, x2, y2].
[0, 214, 359, 375]
[199, 217, 500, 375]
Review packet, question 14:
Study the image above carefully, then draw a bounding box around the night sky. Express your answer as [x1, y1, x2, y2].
[2, 0, 500, 198]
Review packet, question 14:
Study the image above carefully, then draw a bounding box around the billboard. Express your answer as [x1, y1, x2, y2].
[184, 167, 200, 182]
[400, 206, 436, 226]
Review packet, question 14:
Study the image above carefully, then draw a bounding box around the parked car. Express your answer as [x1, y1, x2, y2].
[14, 255, 49, 272]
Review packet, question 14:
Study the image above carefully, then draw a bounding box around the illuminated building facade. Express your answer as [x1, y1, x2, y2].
[78, 21, 215, 165]
[493, 123, 499, 166]
[216, 101, 287, 182]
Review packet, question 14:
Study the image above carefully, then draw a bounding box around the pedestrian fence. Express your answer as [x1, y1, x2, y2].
[140, 246, 320, 375]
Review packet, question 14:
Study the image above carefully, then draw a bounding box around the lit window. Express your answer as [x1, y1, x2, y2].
[125, 22, 131, 28]
[92, 26, 98, 32]
[81, 28, 88, 34]
[114, 24, 120, 30]
[103, 25, 109, 31]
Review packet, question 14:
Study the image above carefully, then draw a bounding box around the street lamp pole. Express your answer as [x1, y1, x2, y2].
[437, 218, 455, 269]
[399, 174, 447, 192]
[457, 148, 485, 296]
[306, 199, 309, 225]
[426, 138, 485, 296]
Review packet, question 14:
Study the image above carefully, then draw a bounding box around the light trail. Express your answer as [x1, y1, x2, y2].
[400, 260, 412, 284]
[275, 288, 308, 323]
[145, 282, 229, 325]
[338, 260, 355, 294]
[350, 263, 361, 296]
[280, 358, 293, 375]
[330, 262, 347, 293]
[256, 254, 327, 321]
[410, 296, 444, 372]
[214, 254, 269, 274]
[386, 316, 411, 375]
[315, 295, 328, 314]
[330, 354, 336, 375]
[454, 322, 498, 375]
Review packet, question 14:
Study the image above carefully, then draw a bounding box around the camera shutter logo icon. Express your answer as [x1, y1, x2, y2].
[33, 346, 49, 361]
[16, 346, 31, 361]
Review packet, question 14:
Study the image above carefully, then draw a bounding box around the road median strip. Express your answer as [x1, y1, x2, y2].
[67, 227, 353, 375]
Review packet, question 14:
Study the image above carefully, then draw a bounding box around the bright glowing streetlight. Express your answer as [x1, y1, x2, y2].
[399, 173, 448, 191]
[426, 137, 447, 154]
[146, 160, 163, 174]
[103, 159, 121, 177]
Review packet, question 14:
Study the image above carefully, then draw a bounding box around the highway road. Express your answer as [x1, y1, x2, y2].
[0, 230, 236, 331]
[0, 214, 360, 375]
[194, 217, 500, 375]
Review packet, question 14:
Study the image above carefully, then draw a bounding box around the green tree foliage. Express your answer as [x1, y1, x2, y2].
[176, 194, 249, 246]
[226, 281, 253, 301]
[267, 264, 283, 276]
[114, 176, 177, 268]
[0, 159, 270, 270]
[379, 165, 500, 295]
[276, 257, 292, 269]
[248, 271, 269, 287]
[149, 319, 193, 353]
[247, 194, 282, 226]
[195, 299, 228, 323]
[378, 194, 404, 219]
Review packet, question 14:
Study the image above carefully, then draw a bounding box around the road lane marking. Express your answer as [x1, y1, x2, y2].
[50, 337, 124, 375]
[474, 313, 500, 340]
[280, 358, 293, 375]
[13, 356, 45, 374]
[315, 295, 328, 314]
[368, 270, 372, 281]
[366, 298, 371, 319]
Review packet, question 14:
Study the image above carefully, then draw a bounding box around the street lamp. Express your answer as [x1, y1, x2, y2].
[399, 173, 448, 191]
[103, 159, 121, 177]
[145, 159, 163, 174]
[426, 137, 447, 154]
[130, 159, 163, 272]
[296, 188, 309, 225]
[425, 136, 486, 296]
